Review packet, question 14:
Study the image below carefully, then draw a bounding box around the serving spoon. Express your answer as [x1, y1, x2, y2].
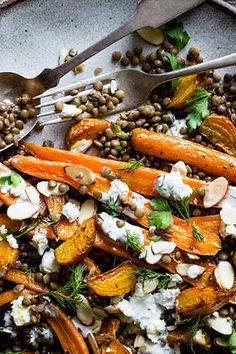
[0, 0, 204, 153]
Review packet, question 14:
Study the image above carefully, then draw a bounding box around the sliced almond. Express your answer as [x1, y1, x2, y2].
[151, 241, 176, 255]
[65, 165, 95, 185]
[70, 139, 93, 153]
[171, 161, 187, 177]
[25, 186, 40, 206]
[176, 263, 205, 279]
[76, 295, 95, 326]
[203, 177, 229, 208]
[207, 314, 233, 335]
[61, 104, 82, 118]
[7, 202, 39, 220]
[134, 335, 146, 348]
[145, 245, 162, 264]
[137, 27, 164, 45]
[187, 253, 200, 260]
[143, 278, 159, 293]
[220, 207, 236, 225]
[36, 181, 65, 197]
[214, 261, 234, 290]
[79, 199, 97, 224]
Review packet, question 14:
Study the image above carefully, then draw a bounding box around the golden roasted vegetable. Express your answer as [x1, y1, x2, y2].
[55, 217, 96, 266]
[96, 318, 120, 345]
[87, 261, 137, 296]
[44, 195, 66, 217]
[82, 257, 101, 277]
[101, 339, 130, 354]
[168, 74, 199, 109]
[167, 328, 211, 349]
[176, 286, 236, 317]
[54, 218, 80, 241]
[200, 114, 236, 157]
[0, 289, 32, 307]
[0, 239, 19, 268]
[66, 118, 110, 149]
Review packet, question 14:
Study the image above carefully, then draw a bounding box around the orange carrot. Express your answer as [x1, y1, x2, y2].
[47, 303, 90, 354]
[131, 128, 236, 183]
[191, 214, 221, 235]
[4, 269, 48, 293]
[168, 74, 199, 109]
[24, 143, 205, 196]
[10, 155, 221, 256]
[0, 289, 32, 307]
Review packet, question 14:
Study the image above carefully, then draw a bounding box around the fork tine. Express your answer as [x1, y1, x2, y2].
[34, 72, 116, 100]
[37, 110, 56, 118]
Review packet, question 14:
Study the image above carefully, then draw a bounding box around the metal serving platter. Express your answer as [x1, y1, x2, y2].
[0, 0, 235, 151]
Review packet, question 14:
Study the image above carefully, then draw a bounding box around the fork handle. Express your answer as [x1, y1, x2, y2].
[155, 52, 236, 85]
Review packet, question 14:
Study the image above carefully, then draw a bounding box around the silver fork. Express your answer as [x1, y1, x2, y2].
[35, 52, 236, 126]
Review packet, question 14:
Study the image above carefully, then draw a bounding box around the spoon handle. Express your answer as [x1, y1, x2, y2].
[37, 0, 204, 90]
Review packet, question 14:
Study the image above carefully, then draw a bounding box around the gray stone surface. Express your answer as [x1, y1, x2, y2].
[0, 0, 235, 147]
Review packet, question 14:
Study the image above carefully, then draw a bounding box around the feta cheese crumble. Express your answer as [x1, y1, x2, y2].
[11, 296, 31, 326]
[62, 201, 80, 222]
[6, 234, 18, 249]
[98, 212, 144, 245]
[32, 227, 49, 255]
[155, 168, 192, 201]
[40, 248, 60, 273]
[116, 284, 180, 344]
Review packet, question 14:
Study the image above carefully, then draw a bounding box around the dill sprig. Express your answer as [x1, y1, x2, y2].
[15, 215, 57, 238]
[171, 195, 204, 243]
[186, 315, 202, 354]
[104, 197, 124, 219]
[43, 264, 87, 310]
[135, 266, 174, 289]
[126, 231, 144, 252]
[118, 157, 145, 174]
[26, 266, 36, 278]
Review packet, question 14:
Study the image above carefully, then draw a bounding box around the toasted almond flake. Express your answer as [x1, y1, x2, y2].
[176, 263, 205, 279]
[7, 202, 39, 220]
[137, 27, 164, 45]
[37, 181, 66, 197]
[79, 199, 97, 224]
[151, 241, 176, 255]
[65, 165, 95, 185]
[25, 186, 40, 206]
[171, 161, 187, 177]
[145, 245, 162, 264]
[134, 334, 146, 348]
[143, 278, 159, 293]
[207, 314, 233, 335]
[70, 139, 93, 153]
[220, 207, 236, 225]
[76, 295, 94, 326]
[214, 261, 234, 290]
[186, 253, 200, 260]
[203, 177, 229, 208]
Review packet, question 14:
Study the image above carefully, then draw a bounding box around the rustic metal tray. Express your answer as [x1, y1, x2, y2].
[0, 0, 235, 149]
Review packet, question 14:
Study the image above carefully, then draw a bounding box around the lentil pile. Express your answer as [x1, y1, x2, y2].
[0, 94, 36, 150]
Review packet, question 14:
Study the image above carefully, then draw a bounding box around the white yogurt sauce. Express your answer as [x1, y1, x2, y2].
[155, 171, 192, 201]
[98, 212, 144, 245]
[101, 179, 129, 204]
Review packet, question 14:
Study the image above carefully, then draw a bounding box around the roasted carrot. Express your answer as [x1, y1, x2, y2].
[176, 286, 236, 317]
[168, 74, 199, 109]
[24, 143, 205, 197]
[0, 289, 32, 307]
[44, 194, 66, 217]
[4, 269, 48, 293]
[131, 128, 236, 183]
[47, 303, 89, 354]
[0, 239, 19, 268]
[66, 118, 110, 148]
[10, 155, 221, 256]
[191, 214, 221, 235]
[101, 339, 131, 354]
[0, 213, 21, 230]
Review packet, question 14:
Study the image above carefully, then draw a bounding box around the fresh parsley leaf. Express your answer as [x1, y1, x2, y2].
[150, 235, 162, 242]
[126, 230, 144, 252]
[148, 211, 173, 230]
[229, 330, 236, 354]
[118, 157, 145, 174]
[185, 87, 211, 132]
[151, 197, 171, 212]
[166, 52, 182, 90]
[0, 172, 22, 187]
[149, 197, 173, 230]
[166, 22, 190, 50]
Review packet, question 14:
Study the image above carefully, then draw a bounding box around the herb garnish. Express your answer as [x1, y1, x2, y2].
[148, 197, 173, 230]
[44, 264, 87, 310]
[26, 265, 37, 278]
[185, 87, 211, 131]
[229, 329, 236, 354]
[182, 315, 202, 354]
[166, 22, 190, 50]
[150, 235, 162, 242]
[0, 327, 11, 334]
[15, 215, 57, 239]
[135, 267, 174, 289]
[126, 230, 144, 252]
[112, 122, 129, 139]
[104, 197, 123, 219]
[166, 52, 182, 90]
[0, 172, 22, 187]
[119, 157, 145, 174]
